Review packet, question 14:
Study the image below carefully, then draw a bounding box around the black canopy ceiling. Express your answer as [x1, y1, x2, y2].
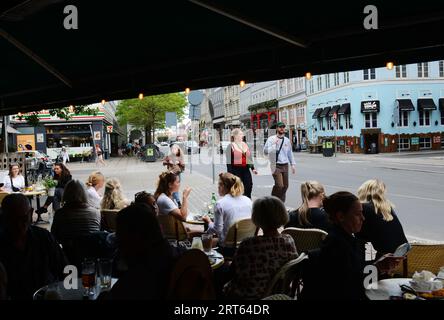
[2, 0, 444, 114]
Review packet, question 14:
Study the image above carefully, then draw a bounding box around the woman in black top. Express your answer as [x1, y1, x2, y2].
[286, 181, 330, 232]
[356, 179, 408, 259]
[36, 163, 72, 214]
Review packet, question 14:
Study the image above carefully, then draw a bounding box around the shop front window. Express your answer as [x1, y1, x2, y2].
[46, 124, 93, 148]
[398, 138, 410, 151]
[419, 137, 431, 149]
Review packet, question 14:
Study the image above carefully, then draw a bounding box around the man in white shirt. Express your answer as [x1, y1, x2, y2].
[263, 122, 295, 202]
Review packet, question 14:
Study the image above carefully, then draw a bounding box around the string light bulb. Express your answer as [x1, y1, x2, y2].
[138, 93, 144, 100]
[185, 88, 190, 95]
[305, 72, 312, 80]
[386, 62, 394, 70]
[101, 99, 106, 105]
[240, 80, 246, 88]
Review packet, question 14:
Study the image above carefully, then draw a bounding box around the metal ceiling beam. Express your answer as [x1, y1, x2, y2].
[1, 28, 73, 88]
[188, 0, 308, 49]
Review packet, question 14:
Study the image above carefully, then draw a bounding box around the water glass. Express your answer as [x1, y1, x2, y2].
[191, 237, 203, 251]
[97, 258, 113, 291]
[201, 233, 213, 254]
[81, 259, 96, 297]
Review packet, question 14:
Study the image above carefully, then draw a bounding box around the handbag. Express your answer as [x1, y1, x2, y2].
[10, 177, 21, 192]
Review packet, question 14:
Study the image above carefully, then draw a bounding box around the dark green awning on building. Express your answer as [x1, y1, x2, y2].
[397, 99, 415, 111]
[337, 103, 351, 115]
[319, 107, 331, 118]
[328, 105, 340, 116]
[312, 108, 323, 119]
[417, 98, 437, 111]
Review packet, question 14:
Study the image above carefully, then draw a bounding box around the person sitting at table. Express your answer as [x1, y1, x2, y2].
[101, 178, 129, 210]
[202, 173, 252, 246]
[85, 171, 105, 210]
[356, 179, 408, 259]
[154, 171, 191, 220]
[0, 194, 67, 300]
[36, 163, 72, 214]
[1, 163, 25, 193]
[223, 196, 298, 299]
[51, 180, 101, 244]
[300, 191, 404, 300]
[286, 181, 331, 232]
[134, 191, 159, 216]
[103, 203, 175, 299]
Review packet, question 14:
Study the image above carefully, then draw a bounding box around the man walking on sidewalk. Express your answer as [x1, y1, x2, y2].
[263, 122, 295, 203]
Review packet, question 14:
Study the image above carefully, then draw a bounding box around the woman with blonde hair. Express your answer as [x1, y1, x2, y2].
[101, 178, 129, 210]
[202, 172, 252, 246]
[85, 171, 105, 209]
[356, 179, 407, 258]
[286, 181, 330, 231]
[226, 128, 257, 198]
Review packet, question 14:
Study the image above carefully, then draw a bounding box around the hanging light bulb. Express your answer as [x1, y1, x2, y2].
[101, 99, 106, 105]
[305, 72, 312, 80]
[240, 80, 246, 88]
[386, 62, 394, 70]
[138, 93, 144, 100]
[185, 88, 190, 95]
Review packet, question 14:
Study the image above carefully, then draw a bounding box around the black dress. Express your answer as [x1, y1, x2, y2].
[286, 207, 331, 232]
[356, 202, 408, 259]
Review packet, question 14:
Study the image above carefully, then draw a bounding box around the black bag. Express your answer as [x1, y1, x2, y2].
[10, 177, 20, 192]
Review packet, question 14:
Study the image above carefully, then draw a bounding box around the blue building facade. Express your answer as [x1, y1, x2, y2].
[306, 61, 444, 153]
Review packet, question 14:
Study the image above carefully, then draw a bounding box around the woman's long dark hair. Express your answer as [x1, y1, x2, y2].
[54, 162, 71, 180]
[154, 171, 178, 198]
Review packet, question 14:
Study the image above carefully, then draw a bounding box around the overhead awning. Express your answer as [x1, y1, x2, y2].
[328, 105, 340, 117]
[440, 98, 444, 112]
[417, 98, 437, 111]
[312, 108, 323, 119]
[319, 107, 331, 118]
[397, 99, 415, 111]
[361, 100, 380, 113]
[0, 124, 21, 134]
[337, 103, 351, 115]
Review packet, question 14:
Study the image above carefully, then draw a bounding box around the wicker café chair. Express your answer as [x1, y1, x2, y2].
[264, 253, 308, 299]
[157, 214, 189, 244]
[282, 227, 328, 253]
[223, 218, 259, 250]
[393, 243, 444, 278]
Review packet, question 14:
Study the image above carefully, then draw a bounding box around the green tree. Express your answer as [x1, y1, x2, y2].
[116, 93, 187, 144]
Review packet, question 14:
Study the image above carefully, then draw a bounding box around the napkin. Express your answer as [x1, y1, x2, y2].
[410, 270, 443, 292]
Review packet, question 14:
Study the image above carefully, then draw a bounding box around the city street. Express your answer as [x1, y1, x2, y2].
[36, 149, 443, 243]
[187, 148, 444, 242]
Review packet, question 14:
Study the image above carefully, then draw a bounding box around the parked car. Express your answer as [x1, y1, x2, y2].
[17, 150, 54, 172]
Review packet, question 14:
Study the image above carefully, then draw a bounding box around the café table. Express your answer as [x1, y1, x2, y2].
[365, 278, 412, 300]
[21, 190, 47, 224]
[33, 278, 118, 300]
[185, 213, 207, 226]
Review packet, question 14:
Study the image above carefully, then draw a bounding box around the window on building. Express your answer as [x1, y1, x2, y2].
[334, 73, 340, 86]
[318, 118, 323, 130]
[363, 68, 376, 80]
[327, 117, 333, 130]
[309, 80, 314, 94]
[395, 65, 407, 78]
[279, 80, 287, 96]
[398, 138, 410, 151]
[419, 137, 432, 149]
[345, 115, 351, 129]
[399, 111, 409, 127]
[325, 75, 330, 89]
[441, 109, 444, 125]
[440, 61, 444, 78]
[343, 72, 350, 83]
[287, 79, 295, 94]
[417, 62, 429, 78]
[317, 77, 322, 91]
[365, 113, 378, 128]
[419, 110, 431, 126]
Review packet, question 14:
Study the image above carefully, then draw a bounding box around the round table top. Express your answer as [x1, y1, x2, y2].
[33, 278, 117, 300]
[185, 214, 207, 225]
[365, 278, 412, 300]
[21, 190, 46, 196]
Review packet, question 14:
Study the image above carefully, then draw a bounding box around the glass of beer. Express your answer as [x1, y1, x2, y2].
[81, 259, 96, 297]
[191, 237, 204, 251]
[97, 258, 112, 291]
[201, 233, 213, 254]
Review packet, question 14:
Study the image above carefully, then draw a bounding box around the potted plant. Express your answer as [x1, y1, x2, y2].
[43, 177, 58, 196]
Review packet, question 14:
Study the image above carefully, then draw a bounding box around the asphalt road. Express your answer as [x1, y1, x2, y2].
[187, 149, 444, 242]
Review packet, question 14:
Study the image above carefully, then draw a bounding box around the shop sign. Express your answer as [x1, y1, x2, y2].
[361, 100, 380, 113]
[106, 125, 113, 133]
[411, 137, 419, 145]
[433, 136, 441, 144]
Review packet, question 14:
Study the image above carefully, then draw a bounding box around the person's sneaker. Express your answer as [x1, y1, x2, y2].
[35, 207, 48, 214]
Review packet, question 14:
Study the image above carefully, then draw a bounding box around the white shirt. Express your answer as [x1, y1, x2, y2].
[157, 193, 178, 215]
[207, 194, 252, 245]
[263, 135, 295, 165]
[3, 175, 25, 192]
[87, 186, 102, 209]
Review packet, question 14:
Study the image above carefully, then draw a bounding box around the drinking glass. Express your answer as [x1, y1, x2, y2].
[191, 237, 203, 251]
[97, 258, 113, 291]
[201, 233, 213, 254]
[81, 259, 96, 297]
